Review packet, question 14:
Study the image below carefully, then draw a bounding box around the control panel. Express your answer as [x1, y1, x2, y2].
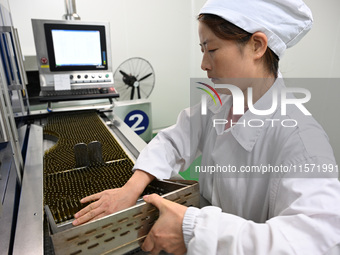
[69, 72, 113, 84]
[39, 72, 114, 91]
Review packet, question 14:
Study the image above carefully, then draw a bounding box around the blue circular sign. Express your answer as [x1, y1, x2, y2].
[124, 110, 149, 135]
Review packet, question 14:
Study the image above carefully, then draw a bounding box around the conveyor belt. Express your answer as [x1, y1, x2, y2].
[43, 111, 138, 224]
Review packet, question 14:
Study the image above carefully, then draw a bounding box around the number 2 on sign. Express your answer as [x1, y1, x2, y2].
[129, 114, 145, 132]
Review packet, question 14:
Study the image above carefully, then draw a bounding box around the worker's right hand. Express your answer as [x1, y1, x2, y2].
[72, 186, 138, 226]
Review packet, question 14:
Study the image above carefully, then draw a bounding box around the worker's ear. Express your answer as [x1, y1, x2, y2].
[249, 32, 268, 60]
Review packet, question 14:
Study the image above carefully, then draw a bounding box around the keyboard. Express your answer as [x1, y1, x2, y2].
[39, 87, 119, 102]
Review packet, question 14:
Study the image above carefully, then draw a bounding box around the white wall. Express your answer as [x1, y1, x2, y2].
[8, 0, 340, 165]
[279, 0, 340, 171]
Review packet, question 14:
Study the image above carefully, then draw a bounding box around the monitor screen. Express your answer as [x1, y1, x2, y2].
[44, 23, 107, 71]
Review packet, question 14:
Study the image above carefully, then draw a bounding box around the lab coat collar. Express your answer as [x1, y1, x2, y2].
[228, 78, 285, 152]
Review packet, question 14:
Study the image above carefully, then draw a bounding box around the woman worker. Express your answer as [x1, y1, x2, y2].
[73, 0, 340, 254]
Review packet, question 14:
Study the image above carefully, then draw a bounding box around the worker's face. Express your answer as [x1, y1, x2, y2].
[199, 21, 253, 86]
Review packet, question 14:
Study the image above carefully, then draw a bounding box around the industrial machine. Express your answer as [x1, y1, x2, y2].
[11, 110, 198, 255]
[32, 18, 119, 103]
[0, 2, 198, 255]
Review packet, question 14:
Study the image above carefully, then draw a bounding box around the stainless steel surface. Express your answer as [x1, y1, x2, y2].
[0, 94, 8, 142]
[0, 142, 12, 204]
[12, 27, 29, 95]
[17, 125, 28, 149]
[28, 99, 114, 115]
[74, 141, 104, 167]
[88, 141, 104, 164]
[50, 180, 199, 255]
[63, 0, 80, 20]
[23, 55, 38, 71]
[29, 101, 114, 115]
[31, 19, 113, 90]
[0, 142, 19, 255]
[13, 124, 44, 255]
[103, 112, 147, 159]
[1, 27, 27, 114]
[74, 143, 89, 167]
[0, 44, 23, 184]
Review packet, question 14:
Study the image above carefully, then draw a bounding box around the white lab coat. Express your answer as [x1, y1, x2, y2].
[133, 78, 340, 254]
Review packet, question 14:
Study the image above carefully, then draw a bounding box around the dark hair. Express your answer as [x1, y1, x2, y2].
[198, 14, 279, 78]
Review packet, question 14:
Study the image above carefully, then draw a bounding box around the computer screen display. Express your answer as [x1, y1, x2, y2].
[32, 19, 115, 92]
[44, 23, 107, 71]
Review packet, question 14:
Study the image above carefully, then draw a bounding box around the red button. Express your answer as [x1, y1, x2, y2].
[41, 57, 48, 64]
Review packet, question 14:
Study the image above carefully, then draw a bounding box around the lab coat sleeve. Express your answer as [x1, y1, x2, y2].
[183, 176, 340, 255]
[132, 105, 203, 180]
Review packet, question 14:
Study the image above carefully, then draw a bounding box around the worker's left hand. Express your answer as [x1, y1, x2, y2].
[141, 194, 188, 255]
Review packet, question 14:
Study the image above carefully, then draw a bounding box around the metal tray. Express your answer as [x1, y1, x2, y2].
[46, 179, 199, 255]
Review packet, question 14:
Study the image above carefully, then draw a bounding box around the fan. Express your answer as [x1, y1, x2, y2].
[113, 57, 155, 100]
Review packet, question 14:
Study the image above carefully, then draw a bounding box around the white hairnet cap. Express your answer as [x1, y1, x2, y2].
[199, 0, 313, 58]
